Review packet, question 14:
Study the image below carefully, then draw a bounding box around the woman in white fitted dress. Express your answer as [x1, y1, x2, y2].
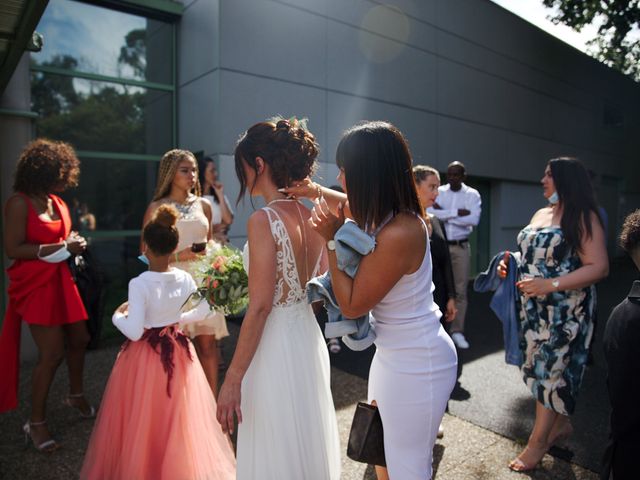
[290, 121, 458, 479]
[216, 118, 340, 480]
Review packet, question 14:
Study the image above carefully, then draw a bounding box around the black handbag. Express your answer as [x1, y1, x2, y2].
[347, 402, 386, 467]
[68, 249, 105, 349]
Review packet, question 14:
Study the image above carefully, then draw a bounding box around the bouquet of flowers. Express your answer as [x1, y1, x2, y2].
[188, 243, 249, 315]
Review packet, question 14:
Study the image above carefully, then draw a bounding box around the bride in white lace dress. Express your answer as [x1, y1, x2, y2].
[216, 118, 341, 480]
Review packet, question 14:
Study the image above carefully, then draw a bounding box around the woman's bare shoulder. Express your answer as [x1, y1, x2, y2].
[529, 206, 553, 226]
[5, 194, 28, 215]
[378, 212, 424, 245]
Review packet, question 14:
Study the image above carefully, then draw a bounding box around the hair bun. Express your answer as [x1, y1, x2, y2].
[275, 119, 291, 132]
[153, 204, 179, 228]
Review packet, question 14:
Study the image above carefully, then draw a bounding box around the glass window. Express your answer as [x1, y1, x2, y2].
[31, 73, 172, 154]
[60, 158, 159, 232]
[32, 0, 173, 84]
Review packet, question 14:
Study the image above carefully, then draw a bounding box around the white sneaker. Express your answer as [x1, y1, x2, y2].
[437, 423, 444, 439]
[327, 338, 341, 354]
[451, 332, 470, 349]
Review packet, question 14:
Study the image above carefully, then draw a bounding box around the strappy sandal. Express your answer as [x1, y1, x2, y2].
[508, 444, 547, 472]
[62, 392, 96, 418]
[23, 420, 59, 452]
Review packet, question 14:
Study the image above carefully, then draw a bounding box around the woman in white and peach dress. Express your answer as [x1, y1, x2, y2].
[143, 149, 228, 397]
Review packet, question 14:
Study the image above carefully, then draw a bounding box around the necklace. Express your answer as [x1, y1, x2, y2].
[267, 198, 297, 205]
[170, 196, 198, 219]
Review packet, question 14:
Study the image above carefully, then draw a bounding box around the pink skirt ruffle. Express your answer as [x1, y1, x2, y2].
[80, 327, 236, 480]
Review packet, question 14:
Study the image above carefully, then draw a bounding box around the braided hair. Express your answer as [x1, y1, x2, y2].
[152, 149, 201, 201]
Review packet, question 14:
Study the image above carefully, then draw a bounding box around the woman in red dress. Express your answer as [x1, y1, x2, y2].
[0, 139, 91, 451]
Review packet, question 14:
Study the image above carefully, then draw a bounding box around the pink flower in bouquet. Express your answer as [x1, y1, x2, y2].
[186, 244, 248, 315]
[213, 256, 227, 273]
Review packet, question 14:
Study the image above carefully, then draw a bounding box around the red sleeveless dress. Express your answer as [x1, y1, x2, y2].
[0, 194, 87, 412]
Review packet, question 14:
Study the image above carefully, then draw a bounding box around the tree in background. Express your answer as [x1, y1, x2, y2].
[542, 1, 640, 82]
[118, 28, 146, 79]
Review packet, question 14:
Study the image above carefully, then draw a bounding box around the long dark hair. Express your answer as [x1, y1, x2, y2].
[198, 156, 220, 204]
[549, 157, 602, 252]
[234, 117, 318, 203]
[336, 121, 423, 230]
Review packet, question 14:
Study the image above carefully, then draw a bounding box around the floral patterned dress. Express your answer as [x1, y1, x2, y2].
[516, 226, 595, 416]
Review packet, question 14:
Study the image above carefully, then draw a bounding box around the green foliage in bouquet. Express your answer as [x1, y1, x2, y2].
[190, 245, 249, 315]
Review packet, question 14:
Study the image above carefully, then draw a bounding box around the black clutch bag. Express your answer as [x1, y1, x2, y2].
[347, 402, 386, 467]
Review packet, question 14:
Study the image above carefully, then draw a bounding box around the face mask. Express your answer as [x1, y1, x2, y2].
[138, 254, 150, 265]
[548, 191, 559, 205]
[38, 246, 71, 263]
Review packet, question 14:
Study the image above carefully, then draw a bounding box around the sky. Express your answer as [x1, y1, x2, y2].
[35, 0, 144, 79]
[489, 0, 599, 54]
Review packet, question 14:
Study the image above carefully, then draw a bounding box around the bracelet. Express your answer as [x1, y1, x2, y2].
[175, 252, 180, 263]
[62, 240, 68, 251]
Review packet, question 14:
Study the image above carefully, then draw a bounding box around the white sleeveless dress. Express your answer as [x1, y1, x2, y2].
[172, 198, 228, 339]
[369, 215, 457, 479]
[237, 205, 341, 480]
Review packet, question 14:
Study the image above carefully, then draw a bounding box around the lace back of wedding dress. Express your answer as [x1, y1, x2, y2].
[262, 203, 323, 308]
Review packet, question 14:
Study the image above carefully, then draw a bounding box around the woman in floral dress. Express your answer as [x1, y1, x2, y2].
[499, 157, 608, 471]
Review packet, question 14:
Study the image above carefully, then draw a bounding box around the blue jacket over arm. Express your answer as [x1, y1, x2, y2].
[473, 251, 522, 366]
[307, 220, 376, 351]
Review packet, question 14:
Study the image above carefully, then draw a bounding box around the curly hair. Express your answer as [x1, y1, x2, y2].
[143, 204, 180, 255]
[13, 139, 80, 195]
[620, 209, 640, 253]
[152, 149, 201, 201]
[234, 117, 319, 201]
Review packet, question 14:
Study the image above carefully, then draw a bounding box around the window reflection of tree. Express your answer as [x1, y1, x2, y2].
[118, 29, 146, 79]
[32, 57, 146, 154]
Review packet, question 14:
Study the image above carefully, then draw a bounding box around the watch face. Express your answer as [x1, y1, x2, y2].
[327, 240, 336, 251]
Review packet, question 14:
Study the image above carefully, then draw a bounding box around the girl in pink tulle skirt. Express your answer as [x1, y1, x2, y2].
[80, 205, 235, 480]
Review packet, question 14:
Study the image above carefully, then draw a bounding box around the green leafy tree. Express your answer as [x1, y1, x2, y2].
[542, 1, 640, 81]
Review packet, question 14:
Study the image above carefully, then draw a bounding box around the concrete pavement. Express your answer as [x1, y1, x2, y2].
[0, 323, 599, 479]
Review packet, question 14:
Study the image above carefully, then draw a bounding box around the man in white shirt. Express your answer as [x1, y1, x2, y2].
[430, 162, 482, 349]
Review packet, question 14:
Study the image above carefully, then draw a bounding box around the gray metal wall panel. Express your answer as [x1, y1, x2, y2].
[220, 0, 327, 88]
[178, 0, 219, 86]
[217, 70, 327, 155]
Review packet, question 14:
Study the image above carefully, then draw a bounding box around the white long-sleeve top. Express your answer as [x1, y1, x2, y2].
[428, 182, 482, 241]
[112, 268, 211, 341]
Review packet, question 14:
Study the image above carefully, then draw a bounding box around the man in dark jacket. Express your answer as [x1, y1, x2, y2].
[601, 209, 640, 480]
